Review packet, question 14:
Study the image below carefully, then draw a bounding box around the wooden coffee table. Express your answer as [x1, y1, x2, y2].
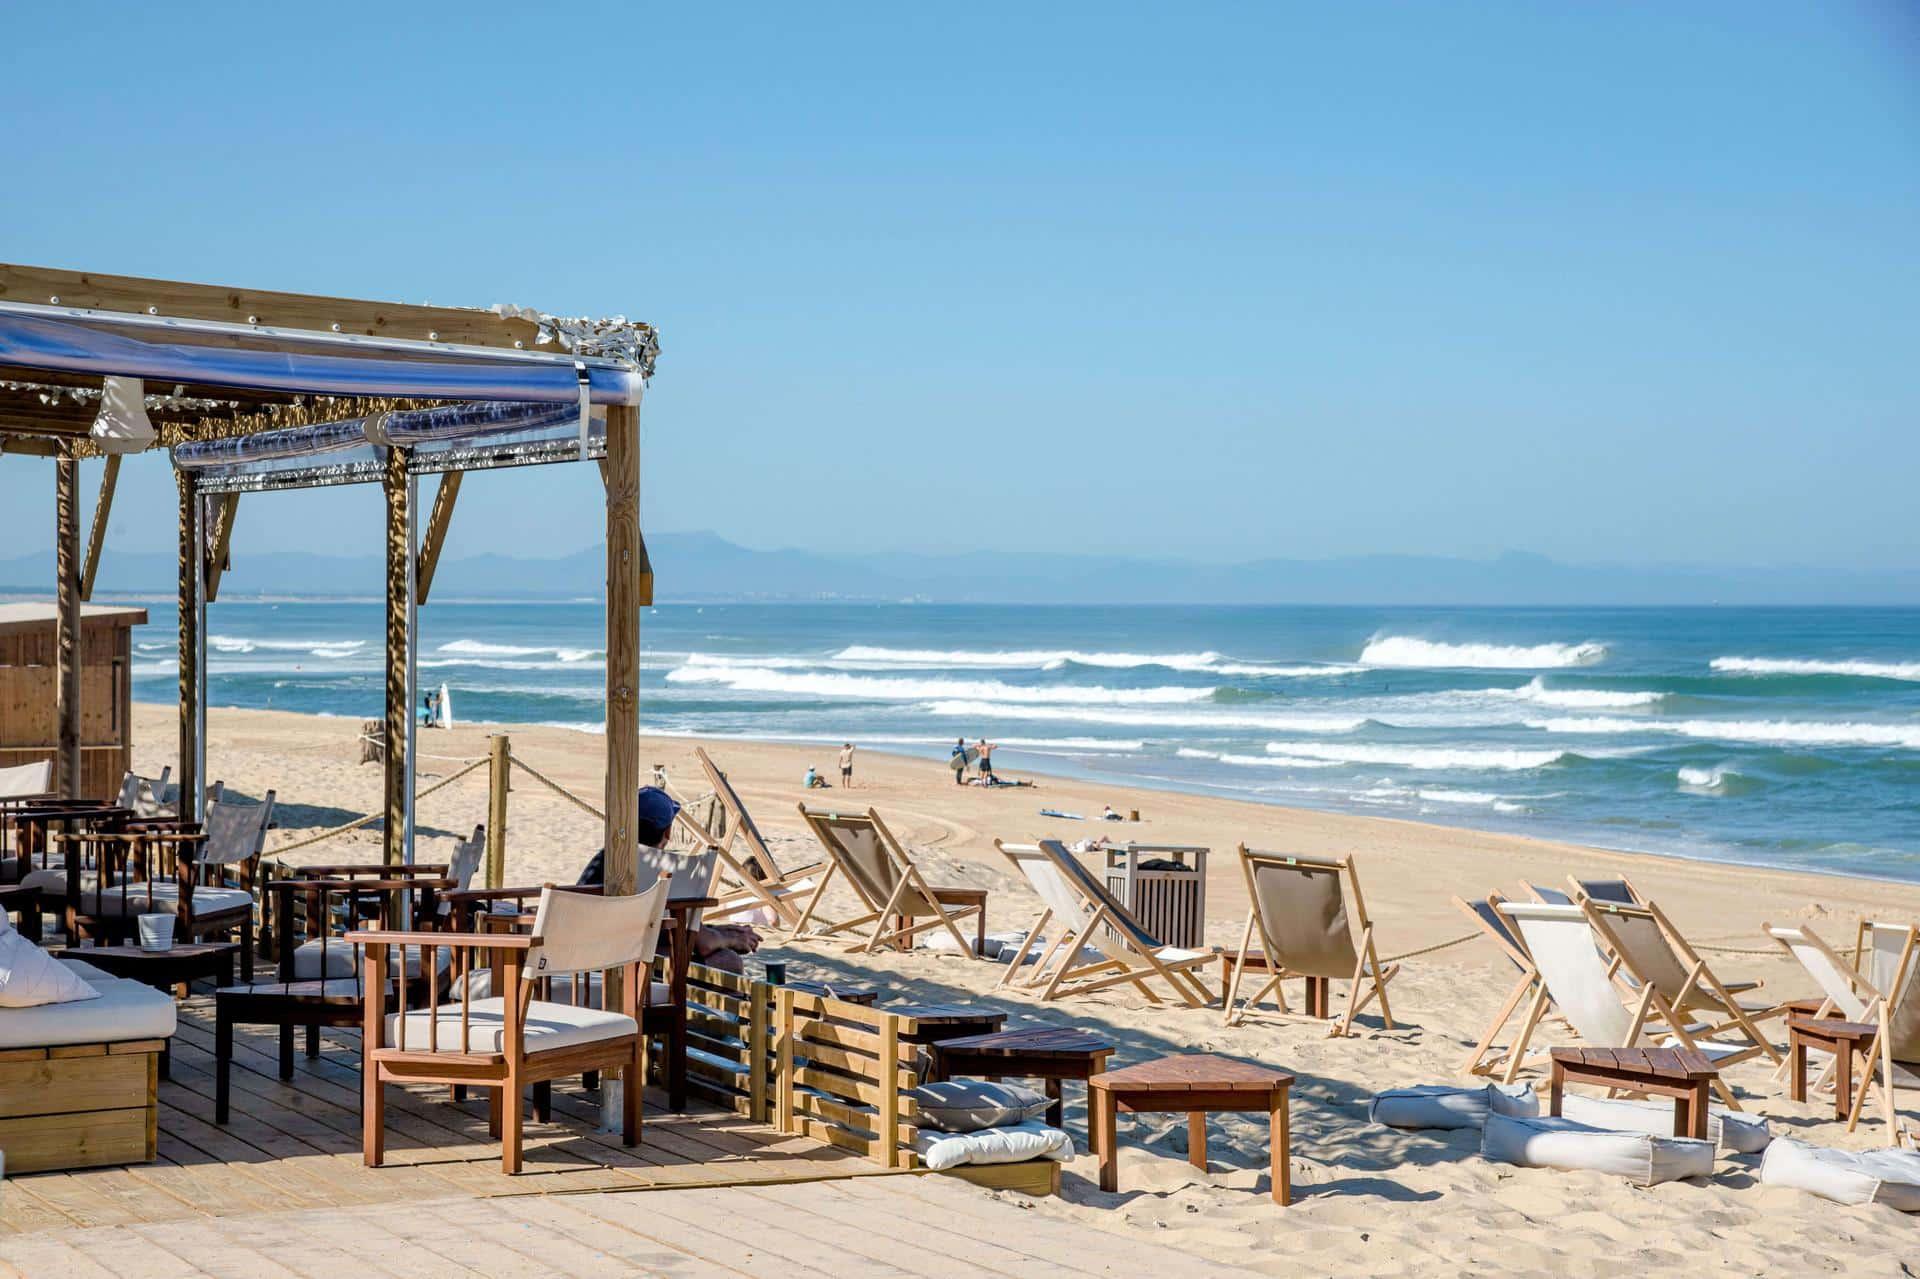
[1088, 1053, 1295, 1205]
[889, 1002, 1007, 1046]
[1548, 1047, 1720, 1138]
[1789, 1016, 1879, 1119]
[931, 1025, 1116, 1149]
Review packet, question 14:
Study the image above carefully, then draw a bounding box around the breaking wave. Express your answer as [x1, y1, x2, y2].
[1262, 741, 1578, 770]
[1359, 636, 1608, 669]
[1711, 656, 1920, 683]
[1531, 716, 1920, 751]
[924, 700, 1367, 732]
[668, 665, 1215, 705]
[208, 635, 366, 659]
[831, 645, 1352, 678]
[440, 638, 600, 662]
[1482, 677, 1664, 710]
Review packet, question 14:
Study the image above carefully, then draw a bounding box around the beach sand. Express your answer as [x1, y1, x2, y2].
[144, 703, 1920, 1275]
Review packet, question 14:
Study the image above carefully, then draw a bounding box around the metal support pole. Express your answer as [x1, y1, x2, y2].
[194, 490, 208, 820]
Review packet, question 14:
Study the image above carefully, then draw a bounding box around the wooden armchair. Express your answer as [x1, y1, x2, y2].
[351, 875, 673, 1173]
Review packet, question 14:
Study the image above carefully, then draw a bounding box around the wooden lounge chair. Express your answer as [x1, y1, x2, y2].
[992, 840, 1214, 1006]
[675, 747, 825, 929]
[1224, 848, 1397, 1036]
[1765, 919, 1891, 1088]
[1455, 891, 1551, 1078]
[354, 875, 674, 1173]
[1496, 900, 1745, 1106]
[1581, 897, 1783, 1068]
[1566, 875, 1644, 905]
[1842, 923, 1920, 1146]
[792, 805, 986, 956]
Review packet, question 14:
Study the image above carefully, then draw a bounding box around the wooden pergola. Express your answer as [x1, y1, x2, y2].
[0, 262, 657, 902]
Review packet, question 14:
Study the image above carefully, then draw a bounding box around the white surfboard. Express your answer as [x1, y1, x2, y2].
[437, 683, 454, 730]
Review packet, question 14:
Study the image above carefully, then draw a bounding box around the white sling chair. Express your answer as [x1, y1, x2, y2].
[1497, 900, 1745, 1108]
[1844, 924, 1920, 1147]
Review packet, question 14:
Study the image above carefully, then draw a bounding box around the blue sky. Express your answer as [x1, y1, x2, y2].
[2, 3, 1915, 570]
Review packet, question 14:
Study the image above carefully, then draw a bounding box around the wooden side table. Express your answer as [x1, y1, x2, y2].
[895, 887, 987, 956]
[889, 1003, 1007, 1046]
[1088, 1053, 1295, 1205]
[931, 1025, 1115, 1150]
[1548, 1047, 1720, 1138]
[1217, 951, 1331, 1018]
[1789, 1016, 1879, 1119]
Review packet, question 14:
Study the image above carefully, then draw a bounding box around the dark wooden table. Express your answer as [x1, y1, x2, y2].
[1789, 1016, 1879, 1119]
[931, 1025, 1116, 1148]
[1548, 1047, 1720, 1138]
[58, 942, 240, 1079]
[1088, 1053, 1295, 1205]
[1218, 951, 1332, 1018]
[889, 1002, 1008, 1045]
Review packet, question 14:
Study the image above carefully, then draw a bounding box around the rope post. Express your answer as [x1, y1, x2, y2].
[486, 734, 510, 890]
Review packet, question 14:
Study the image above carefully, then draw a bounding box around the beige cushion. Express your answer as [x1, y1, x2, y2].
[383, 996, 637, 1054]
[446, 966, 669, 1008]
[0, 964, 175, 1048]
[88, 883, 253, 918]
[291, 939, 450, 981]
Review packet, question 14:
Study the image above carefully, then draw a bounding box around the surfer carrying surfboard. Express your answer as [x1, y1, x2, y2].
[948, 737, 972, 785]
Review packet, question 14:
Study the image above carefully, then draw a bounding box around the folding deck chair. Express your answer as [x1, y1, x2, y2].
[1454, 891, 1550, 1078]
[792, 805, 985, 956]
[674, 748, 824, 929]
[1842, 923, 1920, 1147]
[992, 840, 1214, 1006]
[1764, 919, 1890, 1089]
[1581, 897, 1783, 1069]
[1497, 900, 1746, 1107]
[1224, 848, 1397, 1036]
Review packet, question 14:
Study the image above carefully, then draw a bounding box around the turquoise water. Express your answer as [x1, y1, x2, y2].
[128, 602, 1920, 881]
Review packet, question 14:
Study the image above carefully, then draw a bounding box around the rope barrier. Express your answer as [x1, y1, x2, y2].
[1379, 932, 1480, 964]
[507, 753, 606, 822]
[262, 758, 487, 856]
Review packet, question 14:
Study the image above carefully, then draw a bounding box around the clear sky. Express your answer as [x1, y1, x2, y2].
[2, 3, 1915, 571]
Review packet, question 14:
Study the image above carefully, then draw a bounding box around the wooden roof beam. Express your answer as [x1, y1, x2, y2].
[0, 263, 544, 351]
[415, 472, 461, 605]
[204, 493, 239, 603]
[80, 455, 120, 601]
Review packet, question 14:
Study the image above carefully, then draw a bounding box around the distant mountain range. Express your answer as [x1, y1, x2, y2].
[2, 532, 1915, 605]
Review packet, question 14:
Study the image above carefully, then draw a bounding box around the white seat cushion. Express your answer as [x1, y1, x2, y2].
[291, 939, 450, 981]
[0, 968, 175, 1048]
[87, 883, 253, 918]
[446, 966, 670, 1009]
[384, 996, 637, 1054]
[0, 930, 98, 1008]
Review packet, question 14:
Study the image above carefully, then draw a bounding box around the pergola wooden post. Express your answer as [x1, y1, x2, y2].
[53, 453, 81, 796]
[599, 400, 642, 1128]
[175, 469, 201, 818]
[382, 446, 412, 868]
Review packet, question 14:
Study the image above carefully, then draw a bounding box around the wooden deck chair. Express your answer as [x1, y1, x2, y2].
[1582, 898, 1783, 1068]
[355, 874, 673, 1173]
[1843, 924, 1920, 1146]
[1225, 848, 1397, 1036]
[791, 805, 984, 956]
[1764, 920, 1888, 1087]
[675, 747, 825, 928]
[1497, 900, 1744, 1107]
[1566, 875, 1643, 905]
[992, 841, 1214, 1006]
[1454, 891, 1551, 1078]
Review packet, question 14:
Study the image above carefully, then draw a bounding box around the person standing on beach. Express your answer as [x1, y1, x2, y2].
[950, 737, 968, 784]
[977, 738, 996, 784]
[839, 742, 855, 788]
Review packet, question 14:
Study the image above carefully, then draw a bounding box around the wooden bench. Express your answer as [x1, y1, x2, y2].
[774, 988, 1061, 1196]
[0, 1038, 165, 1172]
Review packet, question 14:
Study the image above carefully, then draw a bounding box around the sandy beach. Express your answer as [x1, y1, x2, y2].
[148, 702, 1920, 1275]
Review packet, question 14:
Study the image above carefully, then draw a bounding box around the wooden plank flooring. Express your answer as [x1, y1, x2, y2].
[0, 993, 880, 1236]
[0, 1174, 1262, 1277]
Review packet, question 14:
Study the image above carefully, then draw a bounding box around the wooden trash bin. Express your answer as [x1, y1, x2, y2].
[1102, 843, 1208, 949]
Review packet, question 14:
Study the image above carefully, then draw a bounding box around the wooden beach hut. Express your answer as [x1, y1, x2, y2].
[0, 263, 657, 896]
[0, 602, 147, 799]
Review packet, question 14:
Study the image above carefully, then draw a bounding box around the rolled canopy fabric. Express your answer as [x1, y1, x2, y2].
[0, 310, 643, 405]
[171, 402, 586, 471]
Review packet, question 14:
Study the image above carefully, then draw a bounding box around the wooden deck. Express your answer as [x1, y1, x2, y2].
[0, 993, 884, 1235]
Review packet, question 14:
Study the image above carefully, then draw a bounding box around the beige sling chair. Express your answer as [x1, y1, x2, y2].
[1224, 848, 1397, 1036]
[792, 805, 985, 956]
[354, 874, 673, 1173]
[1497, 900, 1746, 1107]
[1836, 922, 1920, 1147]
[1762, 920, 1889, 1088]
[674, 748, 825, 929]
[1581, 898, 1782, 1069]
[1454, 891, 1553, 1078]
[992, 840, 1214, 1006]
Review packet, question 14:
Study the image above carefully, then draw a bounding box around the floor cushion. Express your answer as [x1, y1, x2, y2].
[1369, 1083, 1538, 1130]
[1557, 1092, 1770, 1154]
[1759, 1138, 1920, 1210]
[911, 1080, 1054, 1132]
[1482, 1111, 1715, 1186]
[914, 1120, 1074, 1172]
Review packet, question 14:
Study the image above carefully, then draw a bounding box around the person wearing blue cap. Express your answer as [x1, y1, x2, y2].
[576, 786, 680, 886]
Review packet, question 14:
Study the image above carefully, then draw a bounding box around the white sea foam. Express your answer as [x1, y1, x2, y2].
[1482, 677, 1663, 710]
[924, 700, 1367, 733]
[667, 665, 1215, 705]
[1262, 741, 1575, 770]
[831, 645, 1353, 678]
[1677, 764, 1745, 794]
[208, 635, 366, 659]
[420, 657, 605, 673]
[1359, 635, 1608, 669]
[1531, 716, 1920, 750]
[440, 639, 599, 662]
[1711, 656, 1920, 683]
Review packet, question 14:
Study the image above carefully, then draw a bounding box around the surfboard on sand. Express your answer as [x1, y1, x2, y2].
[437, 683, 454, 730]
[948, 746, 979, 774]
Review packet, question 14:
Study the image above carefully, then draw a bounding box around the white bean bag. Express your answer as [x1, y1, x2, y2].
[1557, 1092, 1771, 1155]
[1481, 1112, 1715, 1186]
[1759, 1138, 1920, 1211]
[1369, 1083, 1539, 1130]
[913, 1120, 1074, 1172]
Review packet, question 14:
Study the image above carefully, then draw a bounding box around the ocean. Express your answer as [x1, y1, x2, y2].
[125, 601, 1920, 882]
